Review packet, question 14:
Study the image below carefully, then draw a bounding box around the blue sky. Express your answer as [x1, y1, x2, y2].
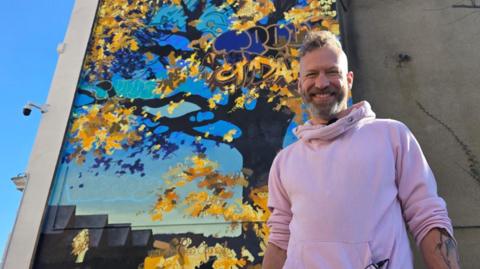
[0, 0, 75, 261]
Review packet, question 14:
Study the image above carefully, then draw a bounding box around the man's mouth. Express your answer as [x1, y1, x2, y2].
[308, 90, 337, 102]
[309, 92, 335, 98]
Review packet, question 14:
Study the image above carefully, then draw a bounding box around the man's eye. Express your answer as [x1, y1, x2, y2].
[327, 70, 340, 75]
[305, 73, 316, 78]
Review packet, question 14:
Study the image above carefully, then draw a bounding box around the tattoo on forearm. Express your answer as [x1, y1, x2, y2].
[434, 229, 460, 269]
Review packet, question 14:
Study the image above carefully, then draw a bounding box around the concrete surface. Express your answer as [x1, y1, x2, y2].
[1, 0, 99, 268]
[340, 0, 480, 268]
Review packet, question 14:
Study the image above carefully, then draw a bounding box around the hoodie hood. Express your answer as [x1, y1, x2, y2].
[293, 101, 376, 142]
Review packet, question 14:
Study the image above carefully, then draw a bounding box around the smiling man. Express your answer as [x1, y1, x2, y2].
[262, 31, 460, 269]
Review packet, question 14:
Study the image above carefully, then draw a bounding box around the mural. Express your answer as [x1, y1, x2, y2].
[34, 0, 340, 268]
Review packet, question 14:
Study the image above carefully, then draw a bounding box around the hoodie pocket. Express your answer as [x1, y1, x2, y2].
[300, 241, 373, 269]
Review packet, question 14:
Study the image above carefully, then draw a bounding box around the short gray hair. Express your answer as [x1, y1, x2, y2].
[299, 31, 343, 58]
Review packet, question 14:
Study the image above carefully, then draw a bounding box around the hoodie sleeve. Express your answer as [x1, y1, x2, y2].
[266, 155, 292, 250]
[395, 123, 454, 246]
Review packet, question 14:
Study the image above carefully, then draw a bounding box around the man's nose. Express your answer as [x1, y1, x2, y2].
[314, 73, 330, 89]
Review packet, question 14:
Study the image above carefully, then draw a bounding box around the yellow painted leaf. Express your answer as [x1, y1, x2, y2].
[223, 129, 237, 142]
[154, 112, 162, 121]
[130, 39, 139, 51]
[145, 52, 154, 61]
[167, 100, 184, 114]
[234, 96, 245, 109]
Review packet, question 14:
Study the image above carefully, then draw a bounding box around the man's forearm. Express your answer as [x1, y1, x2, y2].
[262, 242, 286, 269]
[420, 228, 460, 269]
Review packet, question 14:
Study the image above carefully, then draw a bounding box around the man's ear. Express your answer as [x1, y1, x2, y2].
[346, 71, 354, 90]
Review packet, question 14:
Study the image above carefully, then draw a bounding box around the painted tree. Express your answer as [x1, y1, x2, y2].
[64, 0, 340, 267]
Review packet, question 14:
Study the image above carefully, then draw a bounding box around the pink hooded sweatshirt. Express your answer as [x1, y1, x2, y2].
[267, 101, 453, 269]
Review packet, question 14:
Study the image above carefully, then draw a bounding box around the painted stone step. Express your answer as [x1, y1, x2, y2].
[131, 229, 153, 247]
[34, 228, 84, 264]
[42, 205, 75, 233]
[35, 206, 155, 268]
[87, 228, 104, 247]
[73, 214, 108, 229]
[104, 224, 132, 247]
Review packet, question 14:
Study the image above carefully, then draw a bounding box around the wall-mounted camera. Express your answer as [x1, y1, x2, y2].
[23, 102, 49, 116]
[11, 173, 29, 191]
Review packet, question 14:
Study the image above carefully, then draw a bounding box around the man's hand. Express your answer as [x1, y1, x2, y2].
[262, 243, 287, 269]
[420, 228, 460, 269]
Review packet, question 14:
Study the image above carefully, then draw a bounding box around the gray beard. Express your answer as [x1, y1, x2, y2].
[301, 85, 345, 122]
[306, 101, 342, 122]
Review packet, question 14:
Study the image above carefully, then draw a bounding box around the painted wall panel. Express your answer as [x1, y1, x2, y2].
[32, 0, 339, 268]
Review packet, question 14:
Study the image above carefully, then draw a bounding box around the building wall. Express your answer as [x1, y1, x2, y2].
[341, 1, 480, 268]
[22, 0, 340, 268]
[8, 0, 478, 268]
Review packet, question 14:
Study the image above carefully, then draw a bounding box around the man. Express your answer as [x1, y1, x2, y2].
[262, 31, 460, 269]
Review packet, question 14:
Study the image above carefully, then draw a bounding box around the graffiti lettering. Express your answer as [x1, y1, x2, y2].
[213, 23, 311, 56]
[202, 23, 310, 90]
[205, 53, 296, 89]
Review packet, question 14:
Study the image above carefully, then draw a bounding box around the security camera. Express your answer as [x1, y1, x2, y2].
[23, 102, 49, 116]
[23, 106, 32, 116]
